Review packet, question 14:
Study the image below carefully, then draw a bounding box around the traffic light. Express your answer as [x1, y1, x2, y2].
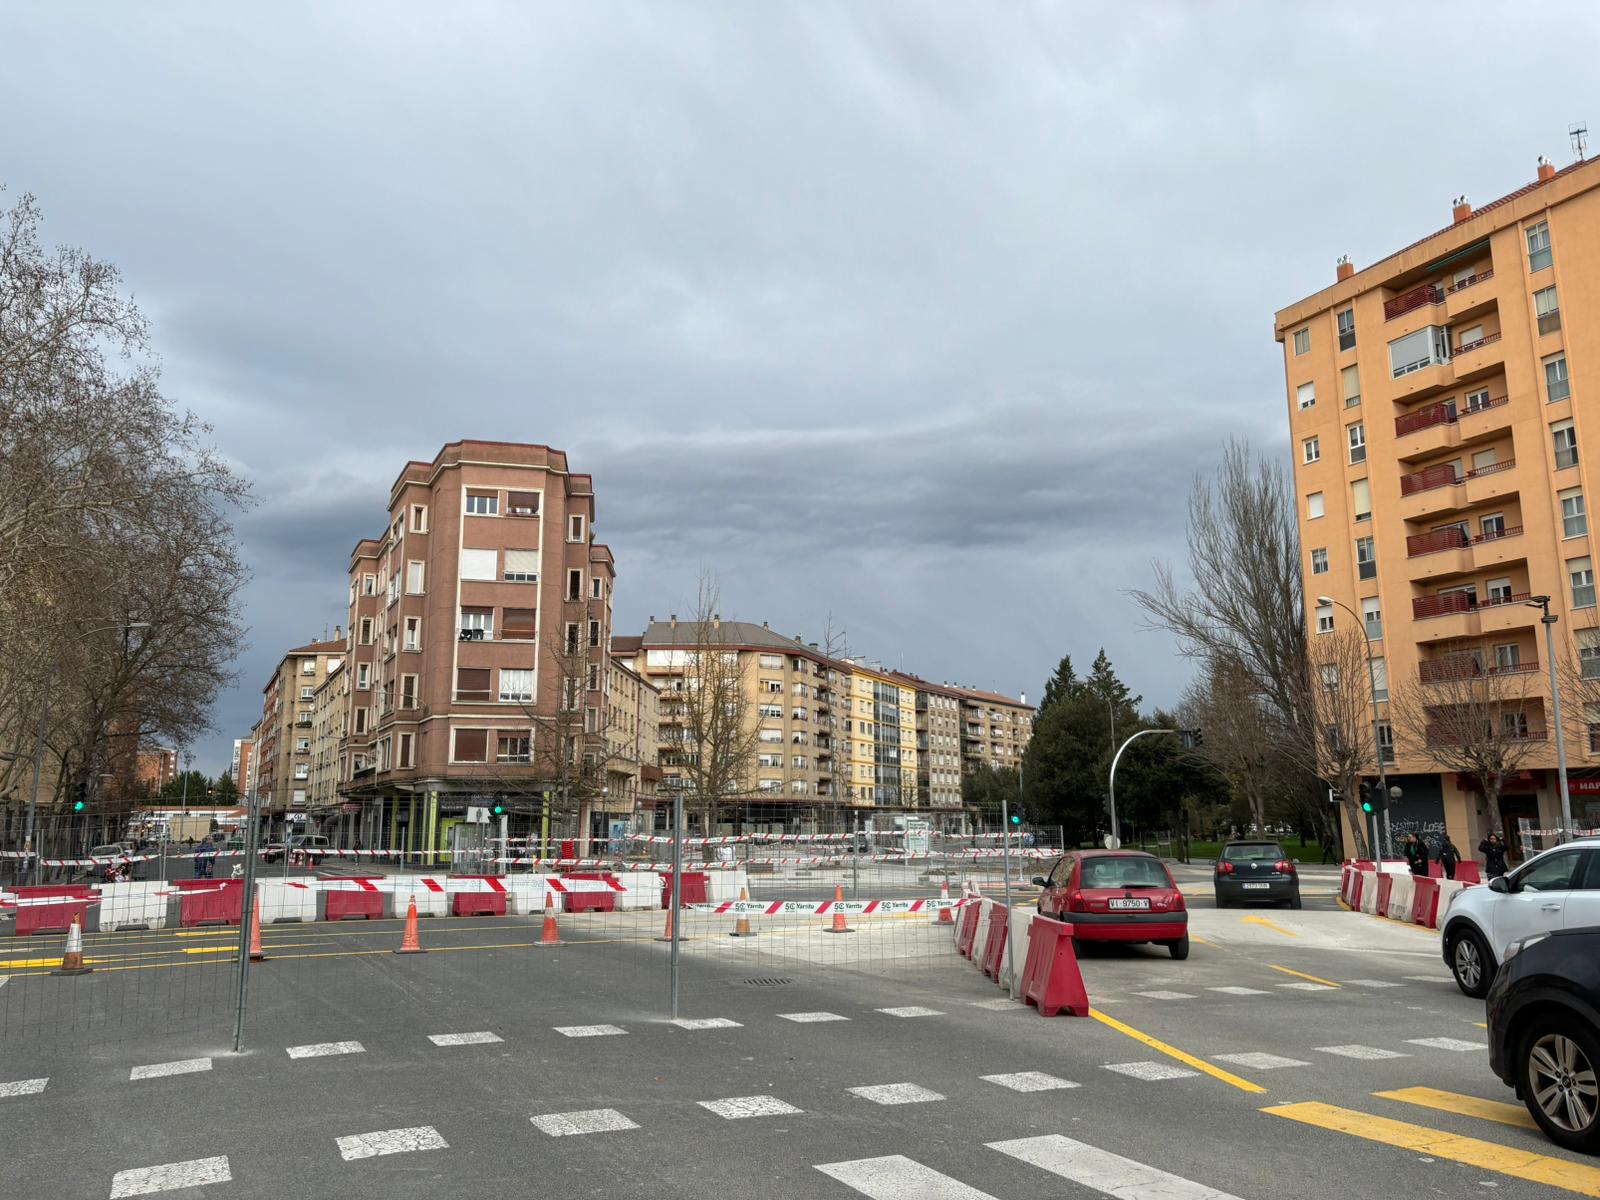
[1360, 781, 1376, 814]
[72, 780, 88, 813]
[1009, 811, 1022, 826]
[492, 803, 505, 816]
[1178, 728, 1204, 750]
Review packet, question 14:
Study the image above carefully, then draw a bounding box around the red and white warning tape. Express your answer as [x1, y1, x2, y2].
[687, 896, 972, 916]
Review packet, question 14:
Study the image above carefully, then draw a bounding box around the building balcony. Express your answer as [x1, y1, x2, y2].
[1419, 657, 1539, 685]
[1406, 527, 1470, 557]
[1385, 283, 1444, 322]
[1398, 457, 1518, 520]
[1445, 270, 1496, 320]
[1413, 590, 1534, 621]
[1453, 333, 1505, 381]
[1426, 725, 1545, 748]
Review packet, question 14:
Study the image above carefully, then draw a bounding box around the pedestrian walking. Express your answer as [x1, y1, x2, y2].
[1438, 836, 1460, 880]
[1403, 833, 1429, 877]
[1479, 832, 1508, 878]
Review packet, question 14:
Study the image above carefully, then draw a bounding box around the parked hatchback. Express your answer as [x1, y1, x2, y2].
[1214, 840, 1301, 909]
[1442, 836, 1600, 997]
[1034, 850, 1189, 959]
[1488, 925, 1600, 1153]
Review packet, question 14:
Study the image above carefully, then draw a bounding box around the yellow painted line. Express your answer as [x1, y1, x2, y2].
[1242, 915, 1296, 938]
[0, 957, 68, 969]
[1473, 1021, 1489, 1029]
[1263, 1101, 1600, 1196]
[1190, 934, 1215, 947]
[1089, 1009, 1266, 1094]
[1269, 964, 1341, 988]
[1375, 1087, 1537, 1130]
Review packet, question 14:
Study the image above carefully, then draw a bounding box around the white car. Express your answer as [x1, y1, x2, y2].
[1441, 836, 1600, 997]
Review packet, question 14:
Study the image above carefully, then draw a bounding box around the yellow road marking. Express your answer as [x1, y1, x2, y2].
[1375, 1087, 1537, 1130]
[1089, 1010, 1266, 1094]
[1264, 1101, 1600, 1196]
[1269, 964, 1341, 987]
[0, 957, 69, 969]
[1190, 934, 1215, 947]
[1242, 916, 1296, 938]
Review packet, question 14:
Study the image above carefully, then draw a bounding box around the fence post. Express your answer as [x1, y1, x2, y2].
[232, 795, 262, 1053]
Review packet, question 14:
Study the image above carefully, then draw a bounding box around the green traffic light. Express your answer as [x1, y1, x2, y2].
[1009, 814, 1021, 825]
[493, 804, 504, 816]
[1361, 800, 1374, 814]
[73, 800, 86, 812]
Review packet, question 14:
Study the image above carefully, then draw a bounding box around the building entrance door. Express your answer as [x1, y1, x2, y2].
[1499, 793, 1539, 863]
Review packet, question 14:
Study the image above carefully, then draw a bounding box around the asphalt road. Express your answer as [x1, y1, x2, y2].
[1, 866, 1590, 1200]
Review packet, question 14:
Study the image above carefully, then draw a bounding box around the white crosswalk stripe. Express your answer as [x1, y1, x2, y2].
[1207, 986, 1270, 996]
[109, 1156, 231, 1197]
[1405, 1036, 1484, 1052]
[1343, 978, 1404, 988]
[816, 1154, 997, 1199]
[1315, 1044, 1409, 1060]
[1133, 990, 1195, 1000]
[988, 1134, 1244, 1198]
[129, 1058, 211, 1081]
[335, 1125, 448, 1161]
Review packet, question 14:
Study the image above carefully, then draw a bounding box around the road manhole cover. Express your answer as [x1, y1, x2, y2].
[743, 976, 794, 988]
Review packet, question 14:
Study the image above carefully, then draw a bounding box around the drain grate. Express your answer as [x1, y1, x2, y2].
[743, 976, 794, 988]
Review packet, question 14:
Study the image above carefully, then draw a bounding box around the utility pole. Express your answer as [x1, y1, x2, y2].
[1527, 595, 1573, 838]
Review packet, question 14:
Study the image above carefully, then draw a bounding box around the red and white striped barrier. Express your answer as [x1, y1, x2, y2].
[686, 896, 970, 917]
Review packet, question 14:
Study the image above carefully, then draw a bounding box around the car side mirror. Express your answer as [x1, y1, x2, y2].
[1031, 876, 1048, 887]
[1489, 875, 1510, 894]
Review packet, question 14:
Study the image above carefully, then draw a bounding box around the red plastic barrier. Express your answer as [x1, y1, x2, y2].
[956, 902, 982, 959]
[1021, 915, 1090, 1017]
[981, 903, 1009, 980]
[325, 888, 384, 920]
[1375, 873, 1394, 917]
[1347, 872, 1363, 910]
[1453, 862, 1482, 884]
[1412, 876, 1440, 927]
[661, 872, 709, 908]
[11, 885, 95, 936]
[452, 891, 507, 917]
[566, 891, 615, 914]
[179, 880, 242, 927]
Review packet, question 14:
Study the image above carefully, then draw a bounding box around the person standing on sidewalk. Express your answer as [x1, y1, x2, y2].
[1403, 833, 1429, 877]
[1479, 832, 1509, 878]
[1438, 835, 1461, 880]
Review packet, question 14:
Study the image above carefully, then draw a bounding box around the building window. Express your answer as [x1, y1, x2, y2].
[565, 623, 580, 654]
[1388, 325, 1451, 377]
[1545, 353, 1571, 402]
[1346, 422, 1365, 464]
[410, 504, 428, 533]
[1494, 643, 1522, 670]
[452, 729, 489, 763]
[460, 607, 494, 640]
[1362, 596, 1382, 641]
[1302, 436, 1320, 464]
[362, 574, 376, 596]
[588, 619, 601, 648]
[1371, 657, 1388, 703]
[1296, 382, 1315, 410]
[1315, 602, 1334, 634]
[568, 514, 585, 542]
[586, 663, 599, 691]
[1580, 631, 1600, 680]
[1502, 711, 1530, 740]
[499, 669, 534, 703]
[504, 549, 538, 583]
[456, 667, 492, 702]
[1536, 286, 1562, 336]
[1355, 536, 1376, 580]
[356, 663, 371, 690]
[502, 608, 537, 640]
[591, 576, 603, 600]
[497, 734, 531, 763]
[1480, 512, 1506, 538]
[1554, 419, 1579, 470]
[1307, 491, 1325, 520]
[1337, 308, 1355, 351]
[300, 686, 314, 700]
[397, 733, 414, 768]
[1293, 328, 1310, 355]
[1563, 489, 1588, 539]
[295, 737, 310, 753]
[1351, 478, 1371, 522]
[1341, 364, 1360, 408]
[359, 617, 374, 645]
[405, 561, 425, 594]
[1311, 547, 1329, 575]
[1377, 720, 1395, 765]
[1572, 557, 1596, 609]
[460, 548, 498, 581]
[400, 675, 417, 708]
[1456, 323, 1484, 352]
[507, 491, 539, 517]
[1320, 663, 1339, 691]
[403, 616, 421, 652]
[567, 569, 583, 601]
[465, 492, 498, 516]
[1527, 220, 1552, 273]
[353, 707, 368, 734]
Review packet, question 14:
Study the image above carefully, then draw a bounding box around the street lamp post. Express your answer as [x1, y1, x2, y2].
[1107, 728, 1176, 850]
[1526, 595, 1573, 839]
[24, 620, 148, 884]
[1318, 596, 1392, 859]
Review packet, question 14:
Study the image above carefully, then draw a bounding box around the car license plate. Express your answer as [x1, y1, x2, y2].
[1242, 882, 1270, 890]
[1107, 898, 1150, 910]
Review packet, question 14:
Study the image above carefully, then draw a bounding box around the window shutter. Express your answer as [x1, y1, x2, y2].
[507, 491, 539, 516]
[505, 549, 539, 578]
[502, 608, 537, 638]
[460, 548, 498, 580]
[1351, 478, 1371, 517]
[406, 561, 424, 592]
[453, 729, 488, 762]
[456, 668, 491, 699]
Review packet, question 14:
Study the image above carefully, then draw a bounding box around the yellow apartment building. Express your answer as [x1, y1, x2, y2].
[1276, 153, 1600, 860]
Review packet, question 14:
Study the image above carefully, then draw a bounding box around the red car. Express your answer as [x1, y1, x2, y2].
[1033, 850, 1189, 959]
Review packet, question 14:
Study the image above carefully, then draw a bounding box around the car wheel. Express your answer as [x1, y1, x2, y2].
[1168, 934, 1190, 961]
[1518, 1017, 1600, 1154]
[1289, 894, 1302, 910]
[1214, 893, 1228, 909]
[1447, 928, 1493, 998]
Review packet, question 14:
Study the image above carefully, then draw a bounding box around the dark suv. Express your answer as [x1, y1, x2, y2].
[1213, 840, 1300, 909]
[1488, 925, 1600, 1153]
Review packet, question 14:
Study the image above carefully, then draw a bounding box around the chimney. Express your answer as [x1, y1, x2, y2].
[1538, 155, 1557, 182]
[712, 614, 720, 630]
[669, 614, 677, 630]
[649, 614, 655, 624]
[1335, 254, 1353, 282]
[1452, 194, 1472, 224]
[334, 625, 343, 642]
[1019, 691, 1027, 706]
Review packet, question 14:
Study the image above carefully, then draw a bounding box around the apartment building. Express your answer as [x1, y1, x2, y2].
[133, 747, 177, 794]
[252, 635, 345, 817]
[604, 655, 662, 832]
[953, 687, 1035, 773]
[1277, 153, 1600, 858]
[894, 673, 964, 813]
[842, 659, 919, 808]
[336, 440, 615, 853]
[230, 738, 254, 797]
[308, 661, 346, 824]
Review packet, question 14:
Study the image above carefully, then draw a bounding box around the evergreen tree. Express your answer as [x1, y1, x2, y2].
[212, 770, 239, 802]
[1039, 656, 1080, 714]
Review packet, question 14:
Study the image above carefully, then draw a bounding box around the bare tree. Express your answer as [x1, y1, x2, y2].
[1306, 628, 1383, 859]
[1180, 657, 1281, 838]
[675, 572, 761, 836]
[1396, 647, 1542, 824]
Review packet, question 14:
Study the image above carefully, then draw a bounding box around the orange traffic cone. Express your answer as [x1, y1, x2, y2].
[937, 877, 954, 925]
[654, 902, 675, 943]
[52, 914, 92, 976]
[536, 890, 562, 948]
[728, 886, 755, 938]
[393, 896, 425, 954]
[247, 892, 267, 962]
[824, 883, 853, 934]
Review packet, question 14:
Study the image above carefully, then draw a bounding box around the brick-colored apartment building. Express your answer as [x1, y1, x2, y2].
[251, 635, 345, 819]
[1277, 152, 1600, 858]
[337, 441, 616, 854]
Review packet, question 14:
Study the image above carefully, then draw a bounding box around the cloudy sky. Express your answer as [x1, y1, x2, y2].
[6, 2, 1598, 772]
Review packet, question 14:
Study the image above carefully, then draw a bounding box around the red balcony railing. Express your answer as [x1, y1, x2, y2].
[1426, 725, 1545, 747]
[1406, 527, 1470, 557]
[1411, 590, 1533, 620]
[1476, 523, 1523, 545]
[1396, 402, 1458, 437]
[1446, 269, 1494, 294]
[1456, 331, 1503, 355]
[1385, 283, 1445, 321]
[1399, 462, 1461, 495]
[1420, 658, 1539, 684]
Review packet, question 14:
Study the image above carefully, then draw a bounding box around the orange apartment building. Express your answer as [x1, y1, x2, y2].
[337, 440, 615, 854]
[251, 636, 346, 822]
[1277, 153, 1600, 860]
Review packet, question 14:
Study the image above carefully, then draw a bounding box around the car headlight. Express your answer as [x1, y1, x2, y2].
[1503, 932, 1550, 964]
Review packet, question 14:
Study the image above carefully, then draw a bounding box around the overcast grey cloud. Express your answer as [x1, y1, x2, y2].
[4, 1, 1597, 771]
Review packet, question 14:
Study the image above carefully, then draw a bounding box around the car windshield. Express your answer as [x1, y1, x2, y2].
[1223, 844, 1283, 862]
[1079, 856, 1170, 889]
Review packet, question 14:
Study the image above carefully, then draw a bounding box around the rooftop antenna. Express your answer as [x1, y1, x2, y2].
[1571, 121, 1588, 160]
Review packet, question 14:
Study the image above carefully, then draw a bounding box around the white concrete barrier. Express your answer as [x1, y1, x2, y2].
[505, 875, 561, 914]
[1433, 879, 1469, 927]
[259, 879, 317, 923]
[1001, 904, 1035, 998]
[99, 881, 168, 930]
[391, 877, 450, 917]
[1386, 873, 1416, 922]
[706, 870, 749, 903]
[616, 871, 661, 911]
[1359, 870, 1380, 914]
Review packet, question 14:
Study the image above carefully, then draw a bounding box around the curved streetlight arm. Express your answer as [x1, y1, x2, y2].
[1107, 728, 1175, 850]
